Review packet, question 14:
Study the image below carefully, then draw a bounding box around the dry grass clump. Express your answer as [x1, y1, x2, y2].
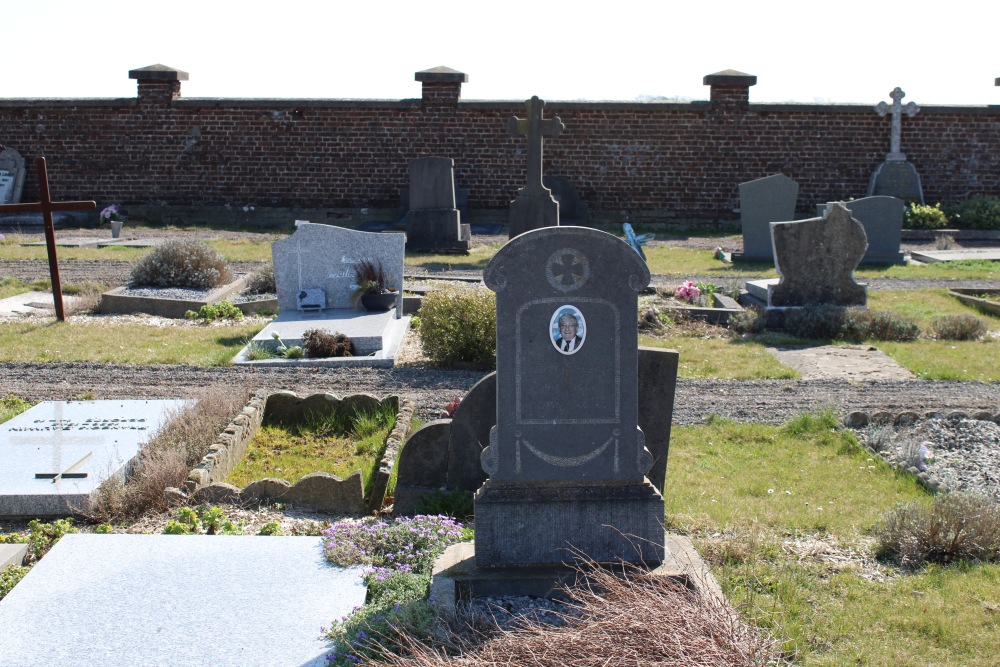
[86, 383, 251, 522]
[130, 239, 233, 288]
[302, 329, 354, 358]
[874, 493, 1000, 568]
[370, 564, 776, 667]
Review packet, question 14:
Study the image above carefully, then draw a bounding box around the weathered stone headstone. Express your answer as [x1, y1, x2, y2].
[478, 227, 663, 566]
[271, 221, 404, 317]
[868, 87, 923, 203]
[0, 147, 26, 205]
[768, 203, 867, 308]
[508, 97, 564, 239]
[0, 399, 187, 517]
[732, 173, 798, 263]
[820, 196, 905, 264]
[404, 157, 471, 253]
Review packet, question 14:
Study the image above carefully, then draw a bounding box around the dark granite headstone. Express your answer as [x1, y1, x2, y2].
[638, 347, 679, 496]
[543, 175, 589, 226]
[445, 373, 496, 492]
[392, 420, 451, 516]
[404, 157, 471, 253]
[0, 147, 26, 205]
[769, 204, 867, 308]
[508, 97, 564, 239]
[478, 227, 663, 566]
[821, 196, 905, 265]
[732, 174, 798, 263]
[868, 161, 923, 204]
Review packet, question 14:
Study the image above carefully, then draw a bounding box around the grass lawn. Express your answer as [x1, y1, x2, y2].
[0, 320, 263, 366]
[666, 413, 1000, 666]
[639, 333, 798, 379]
[227, 406, 397, 490]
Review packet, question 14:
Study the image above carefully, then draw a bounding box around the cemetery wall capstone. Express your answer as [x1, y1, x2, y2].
[1, 67, 998, 224]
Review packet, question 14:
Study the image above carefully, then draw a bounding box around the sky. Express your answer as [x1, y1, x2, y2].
[2, 0, 998, 106]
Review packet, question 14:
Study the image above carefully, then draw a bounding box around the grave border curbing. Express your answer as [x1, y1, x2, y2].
[842, 409, 1000, 494]
[169, 391, 413, 515]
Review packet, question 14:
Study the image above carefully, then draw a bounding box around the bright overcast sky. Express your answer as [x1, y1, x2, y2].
[3, 0, 997, 106]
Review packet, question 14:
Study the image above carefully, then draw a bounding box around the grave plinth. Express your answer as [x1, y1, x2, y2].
[478, 227, 664, 567]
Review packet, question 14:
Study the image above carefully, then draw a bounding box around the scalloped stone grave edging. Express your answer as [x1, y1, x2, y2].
[842, 408, 1000, 494]
[169, 391, 413, 515]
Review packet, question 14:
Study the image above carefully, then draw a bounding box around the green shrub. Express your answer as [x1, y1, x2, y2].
[130, 239, 233, 288]
[415, 488, 475, 521]
[162, 505, 243, 535]
[185, 301, 243, 322]
[0, 394, 32, 425]
[783, 305, 848, 340]
[864, 310, 920, 342]
[244, 263, 275, 295]
[302, 329, 354, 358]
[947, 195, 1000, 230]
[419, 287, 496, 368]
[784, 306, 919, 342]
[931, 314, 988, 341]
[875, 493, 1000, 567]
[0, 564, 29, 601]
[729, 306, 765, 334]
[904, 203, 949, 229]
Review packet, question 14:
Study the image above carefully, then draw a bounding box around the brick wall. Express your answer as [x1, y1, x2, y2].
[1, 66, 998, 225]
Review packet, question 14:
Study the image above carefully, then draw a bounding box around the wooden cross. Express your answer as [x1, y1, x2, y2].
[875, 87, 919, 160]
[0, 157, 95, 321]
[508, 96, 564, 196]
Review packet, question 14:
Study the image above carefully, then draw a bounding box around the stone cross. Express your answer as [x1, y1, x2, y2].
[508, 96, 564, 197]
[0, 158, 96, 320]
[875, 87, 919, 161]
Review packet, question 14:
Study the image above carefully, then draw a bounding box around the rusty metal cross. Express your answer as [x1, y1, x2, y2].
[0, 158, 96, 320]
[508, 96, 564, 196]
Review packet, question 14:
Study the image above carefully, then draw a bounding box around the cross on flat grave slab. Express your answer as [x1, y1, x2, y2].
[507, 96, 565, 239]
[0, 158, 96, 321]
[875, 87, 919, 161]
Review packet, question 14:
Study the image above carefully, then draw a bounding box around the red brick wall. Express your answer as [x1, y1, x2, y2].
[2, 89, 998, 223]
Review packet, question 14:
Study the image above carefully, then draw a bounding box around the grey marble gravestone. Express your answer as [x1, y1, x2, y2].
[477, 227, 663, 566]
[0, 534, 365, 667]
[768, 204, 867, 308]
[508, 97, 565, 239]
[820, 196, 905, 264]
[404, 157, 471, 253]
[272, 221, 404, 318]
[0, 147, 26, 205]
[732, 174, 798, 263]
[0, 400, 187, 517]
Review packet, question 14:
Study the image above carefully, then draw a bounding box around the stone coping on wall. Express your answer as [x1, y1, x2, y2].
[168, 391, 414, 516]
[843, 409, 1000, 495]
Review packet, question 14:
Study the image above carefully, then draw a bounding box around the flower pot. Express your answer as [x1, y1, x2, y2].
[110, 220, 124, 238]
[361, 291, 398, 312]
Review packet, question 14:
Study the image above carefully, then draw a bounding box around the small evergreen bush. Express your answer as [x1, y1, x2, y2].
[302, 329, 354, 358]
[129, 239, 233, 288]
[875, 493, 1000, 567]
[244, 264, 275, 295]
[783, 305, 848, 340]
[864, 310, 920, 342]
[729, 306, 766, 334]
[185, 301, 243, 322]
[419, 287, 496, 368]
[903, 203, 949, 229]
[947, 195, 1000, 230]
[931, 314, 988, 341]
[784, 306, 919, 342]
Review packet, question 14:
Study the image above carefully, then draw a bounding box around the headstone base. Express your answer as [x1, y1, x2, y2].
[404, 209, 471, 253]
[474, 479, 664, 566]
[508, 193, 560, 239]
[730, 251, 774, 264]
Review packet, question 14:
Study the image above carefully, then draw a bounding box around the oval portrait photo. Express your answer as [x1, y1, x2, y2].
[549, 305, 587, 355]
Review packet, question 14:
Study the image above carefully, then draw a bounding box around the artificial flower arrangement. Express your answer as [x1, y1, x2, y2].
[674, 280, 701, 304]
[99, 203, 124, 225]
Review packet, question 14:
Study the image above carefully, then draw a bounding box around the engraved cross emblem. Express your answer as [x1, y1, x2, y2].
[545, 248, 590, 292]
[508, 96, 565, 196]
[875, 87, 919, 161]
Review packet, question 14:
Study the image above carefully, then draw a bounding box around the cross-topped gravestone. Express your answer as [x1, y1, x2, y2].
[875, 87, 919, 161]
[0, 158, 96, 321]
[477, 227, 664, 566]
[507, 96, 565, 239]
[0, 147, 26, 205]
[868, 88, 923, 203]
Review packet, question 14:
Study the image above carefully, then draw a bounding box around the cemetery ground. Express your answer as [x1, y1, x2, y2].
[1, 222, 1000, 666]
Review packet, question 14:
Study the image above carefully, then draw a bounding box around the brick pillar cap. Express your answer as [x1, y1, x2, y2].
[415, 66, 468, 83]
[129, 64, 189, 81]
[703, 69, 756, 86]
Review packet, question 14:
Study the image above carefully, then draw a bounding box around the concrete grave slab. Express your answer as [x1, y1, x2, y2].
[0, 400, 187, 518]
[0, 534, 365, 667]
[766, 345, 915, 380]
[0, 543, 27, 569]
[910, 248, 1000, 263]
[23, 237, 109, 248]
[0, 291, 82, 316]
[96, 238, 170, 248]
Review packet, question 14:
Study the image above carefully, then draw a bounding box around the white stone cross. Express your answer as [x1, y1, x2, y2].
[508, 96, 564, 196]
[875, 87, 919, 161]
